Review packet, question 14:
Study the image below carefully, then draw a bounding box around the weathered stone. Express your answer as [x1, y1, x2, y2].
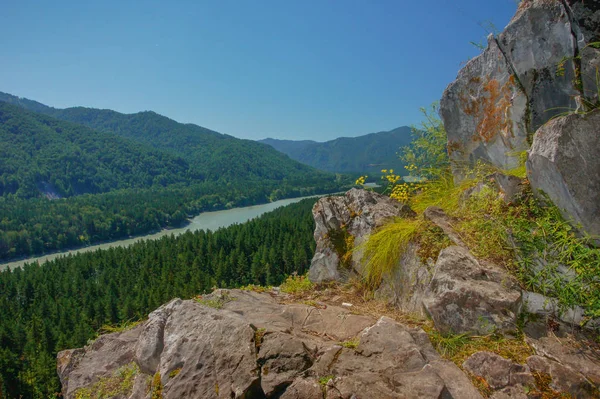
[526, 110, 600, 238]
[422, 246, 522, 335]
[497, 0, 579, 131]
[135, 298, 182, 375]
[441, 34, 529, 176]
[424, 206, 465, 246]
[527, 355, 597, 398]
[374, 242, 432, 316]
[527, 335, 600, 386]
[58, 291, 488, 399]
[489, 172, 525, 204]
[463, 351, 535, 390]
[441, 0, 598, 179]
[521, 291, 597, 327]
[309, 188, 415, 283]
[57, 325, 143, 399]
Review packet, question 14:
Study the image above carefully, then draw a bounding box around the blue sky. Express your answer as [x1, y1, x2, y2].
[0, 1, 517, 141]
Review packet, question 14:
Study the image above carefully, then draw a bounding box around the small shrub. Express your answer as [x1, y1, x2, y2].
[98, 319, 143, 335]
[254, 328, 266, 350]
[340, 337, 359, 349]
[74, 363, 139, 399]
[318, 375, 334, 387]
[168, 368, 181, 379]
[151, 372, 163, 399]
[193, 291, 236, 309]
[280, 273, 314, 295]
[240, 284, 272, 293]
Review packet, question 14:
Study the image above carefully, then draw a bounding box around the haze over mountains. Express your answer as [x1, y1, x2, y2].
[259, 126, 412, 174]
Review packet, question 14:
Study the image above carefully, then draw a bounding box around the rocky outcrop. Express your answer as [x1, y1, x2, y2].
[440, 0, 598, 177]
[422, 246, 521, 335]
[57, 289, 486, 399]
[309, 188, 415, 282]
[310, 190, 522, 335]
[526, 110, 600, 239]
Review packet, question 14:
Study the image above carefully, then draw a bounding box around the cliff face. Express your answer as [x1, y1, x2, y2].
[440, 0, 599, 174]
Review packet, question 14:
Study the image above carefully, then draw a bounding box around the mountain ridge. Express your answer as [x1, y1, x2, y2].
[259, 126, 413, 174]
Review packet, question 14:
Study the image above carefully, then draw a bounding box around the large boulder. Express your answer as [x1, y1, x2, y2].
[526, 110, 600, 238]
[308, 188, 415, 282]
[441, 0, 597, 179]
[440, 34, 530, 175]
[422, 246, 522, 335]
[57, 289, 485, 399]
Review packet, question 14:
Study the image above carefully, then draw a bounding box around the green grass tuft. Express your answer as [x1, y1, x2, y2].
[74, 363, 139, 399]
[280, 273, 314, 295]
[361, 218, 423, 288]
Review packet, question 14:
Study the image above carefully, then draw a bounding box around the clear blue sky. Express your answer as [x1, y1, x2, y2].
[0, 0, 517, 141]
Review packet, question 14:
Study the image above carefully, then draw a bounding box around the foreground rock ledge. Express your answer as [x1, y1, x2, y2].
[57, 289, 482, 399]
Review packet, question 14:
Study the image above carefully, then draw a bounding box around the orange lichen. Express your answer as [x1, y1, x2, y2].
[460, 74, 516, 145]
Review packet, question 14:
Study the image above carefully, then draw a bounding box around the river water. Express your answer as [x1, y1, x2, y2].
[0, 194, 332, 271]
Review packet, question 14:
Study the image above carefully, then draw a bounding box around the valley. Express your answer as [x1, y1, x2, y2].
[0, 193, 328, 271]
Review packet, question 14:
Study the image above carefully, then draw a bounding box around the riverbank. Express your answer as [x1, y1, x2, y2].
[0, 193, 339, 271]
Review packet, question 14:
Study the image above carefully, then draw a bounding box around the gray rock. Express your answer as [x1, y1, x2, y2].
[423, 206, 465, 246]
[309, 188, 415, 283]
[422, 246, 522, 335]
[57, 325, 144, 399]
[527, 334, 600, 386]
[497, 0, 579, 131]
[135, 298, 182, 375]
[440, 34, 530, 176]
[489, 172, 524, 204]
[58, 290, 485, 399]
[463, 351, 535, 390]
[521, 291, 599, 328]
[526, 110, 600, 238]
[374, 242, 432, 317]
[441, 0, 598, 179]
[527, 355, 597, 398]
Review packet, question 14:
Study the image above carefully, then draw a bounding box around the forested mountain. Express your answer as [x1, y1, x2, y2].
[0, 198, 320, 398]
[0, 102, 201, 198]
[259, 126, 413, 174]
[0, 91, 328, 183]
[0, 92, 347, 260]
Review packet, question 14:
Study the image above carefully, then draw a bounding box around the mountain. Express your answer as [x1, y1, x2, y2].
[0, 92, 346, 261]
[0, 91, 329, 184]
[0, 102, 201, 198]
[259, 126, 413, 174]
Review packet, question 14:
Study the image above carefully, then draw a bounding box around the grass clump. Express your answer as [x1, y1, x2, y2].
[339, 337, 359, 349]
[318, 375, 334, 385]
[240, 284, 272, 293]
[361, 218, 423, 288]
[168, 368, 181, 379]
[254, 328, 266, 350]
[74, 363, 139, 399]
[150, 372, 163, 399]
[98, 319, 144, 335]
[426, 329, 533, 367]
[280, 273, 314, 295]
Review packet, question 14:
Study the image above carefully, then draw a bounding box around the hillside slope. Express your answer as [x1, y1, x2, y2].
[259, 126, 412, 174]
[0, 102, 201, 198]
[0, 91, 330, 184]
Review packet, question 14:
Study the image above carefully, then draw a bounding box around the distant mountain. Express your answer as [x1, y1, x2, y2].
[0, 91, 346, 261]
[259, 127, 413, 174]
[0, 102, 201, 198]
[0, 91, 333, 185]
